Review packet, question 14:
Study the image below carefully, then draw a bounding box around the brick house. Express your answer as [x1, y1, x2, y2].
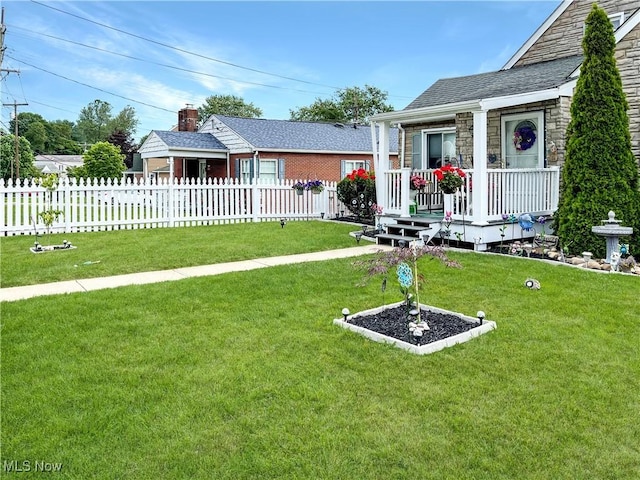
[139, 106, 398, 183]
[371, 0, 639, 250]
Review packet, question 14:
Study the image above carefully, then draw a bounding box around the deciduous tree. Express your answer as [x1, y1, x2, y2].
[197, 95, 263, 126]
[0, 134, 36, 180]
[80, 141, 126, 180]
[290, 85, 394, 124]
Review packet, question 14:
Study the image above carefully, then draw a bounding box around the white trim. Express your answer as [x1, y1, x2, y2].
[615, 8, 640, 42]
[502, 0, 573, 70]
[371, 100, 481, 123]
[568, 9, 640, 79]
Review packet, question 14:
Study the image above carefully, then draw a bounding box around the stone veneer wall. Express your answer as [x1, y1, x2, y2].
[399, 102, 570, 170]
[515, 0, 639, 66]
[616, 22, 640, 163]
[400, 120, 455, 168]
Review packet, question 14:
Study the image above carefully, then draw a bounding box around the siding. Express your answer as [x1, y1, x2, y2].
[617, 21, 640, 161]
[515, 0, 639, 66]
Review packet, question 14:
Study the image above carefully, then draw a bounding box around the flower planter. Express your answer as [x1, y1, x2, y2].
[295, 189, 304, 196]
[334, 301, 496, 355]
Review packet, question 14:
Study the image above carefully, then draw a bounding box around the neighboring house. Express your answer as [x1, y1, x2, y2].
[34, 155, 84, 177]
[139, 107, 398, 183]
[371, 0, 639, 250]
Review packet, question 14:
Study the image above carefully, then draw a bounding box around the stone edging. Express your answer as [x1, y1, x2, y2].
[334, 301, 497, 355]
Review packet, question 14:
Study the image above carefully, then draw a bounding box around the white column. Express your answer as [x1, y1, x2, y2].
[372, 121, 389, 212]
[471, 110, 489, 226]
[400, 167, 411, 218]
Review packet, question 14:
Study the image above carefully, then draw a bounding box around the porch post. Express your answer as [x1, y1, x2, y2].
[372, 121, 389, 212]
[471, 110, 489, 226]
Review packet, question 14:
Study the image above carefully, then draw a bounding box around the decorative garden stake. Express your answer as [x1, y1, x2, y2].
[477, 311, 485, 325]
[342, 308, 350, 321]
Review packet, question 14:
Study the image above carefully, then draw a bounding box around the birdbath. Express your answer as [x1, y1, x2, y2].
[591, 211, 633, 263]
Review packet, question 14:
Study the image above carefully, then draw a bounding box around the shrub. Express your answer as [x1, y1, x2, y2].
[336, 169, 376, 219]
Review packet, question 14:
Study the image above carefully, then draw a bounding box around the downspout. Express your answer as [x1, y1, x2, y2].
[253, 150, 259, 184]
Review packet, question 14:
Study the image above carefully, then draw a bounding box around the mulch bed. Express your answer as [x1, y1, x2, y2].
[347, 304, 480, 346]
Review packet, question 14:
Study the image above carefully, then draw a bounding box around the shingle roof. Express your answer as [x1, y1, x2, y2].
[214, 115, 398, 153]
[405, 55, 583, 110]
[153, 130, 227, 150]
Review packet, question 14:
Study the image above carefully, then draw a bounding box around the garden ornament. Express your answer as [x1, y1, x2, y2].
[610, 251, 620, 272]
[524, 278, 541, 290]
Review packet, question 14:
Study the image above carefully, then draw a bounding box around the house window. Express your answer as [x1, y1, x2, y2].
[239, 158, 284, 182]
[584, 12, 624, 33]
[341, 160, 369, 178]
[609, 12, 624, 30]
[414, 129, 456, 169]
[501, 111, 544, 169]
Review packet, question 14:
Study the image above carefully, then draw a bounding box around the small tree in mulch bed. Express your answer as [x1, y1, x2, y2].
[554, 4, 640, 258]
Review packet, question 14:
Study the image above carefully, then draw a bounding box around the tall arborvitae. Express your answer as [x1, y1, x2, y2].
[554, 4, 639, 258]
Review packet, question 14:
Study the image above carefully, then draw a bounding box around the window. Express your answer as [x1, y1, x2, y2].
[413, 129, 456, 169]
[341, 160, 369, 179]
[583, 12, 624, 33]
[237, 158, 284, 182]
[501, 111, 544, 169]
[609, 12, 624, 30]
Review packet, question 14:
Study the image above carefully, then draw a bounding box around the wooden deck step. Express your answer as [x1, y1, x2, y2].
[375, 233, 421, 247]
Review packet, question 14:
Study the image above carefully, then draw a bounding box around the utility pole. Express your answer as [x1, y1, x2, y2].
[3, 102, 28, 180]
[2, 8, 29, 181]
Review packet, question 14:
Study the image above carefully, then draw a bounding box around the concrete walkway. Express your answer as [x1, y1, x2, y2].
[0, 244, 392, 303]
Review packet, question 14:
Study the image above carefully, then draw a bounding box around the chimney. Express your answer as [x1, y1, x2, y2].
[178, 104, 198, 132]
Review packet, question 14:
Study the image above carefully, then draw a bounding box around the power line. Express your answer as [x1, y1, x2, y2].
[30, 0, 342, 91]
[7, 24, 332, 96]
[6, 54, 176, 114]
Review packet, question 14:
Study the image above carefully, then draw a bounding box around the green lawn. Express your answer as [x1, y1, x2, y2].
[0, 221, 358, 288]
[2, 224, 639, 479]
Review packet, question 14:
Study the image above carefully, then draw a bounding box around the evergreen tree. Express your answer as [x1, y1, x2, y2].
[554, 4, 640, 258]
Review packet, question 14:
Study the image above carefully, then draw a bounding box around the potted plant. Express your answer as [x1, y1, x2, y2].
[305, 179, 324, 194]
[292, 181, 305, 195]
[433, 165, 466, 194]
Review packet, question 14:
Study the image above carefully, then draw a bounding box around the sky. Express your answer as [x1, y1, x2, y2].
[1, 0, 563, 142]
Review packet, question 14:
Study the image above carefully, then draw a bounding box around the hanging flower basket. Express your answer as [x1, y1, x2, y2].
[305, 180, 324, 194]
[292, 181, 305, 195]
[513, 120, 537, 151]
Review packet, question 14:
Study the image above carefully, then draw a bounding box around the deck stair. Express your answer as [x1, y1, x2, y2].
[376, 218, 433, 247]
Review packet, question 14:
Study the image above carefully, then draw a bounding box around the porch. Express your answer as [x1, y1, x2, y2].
[375, 167, 560, 250]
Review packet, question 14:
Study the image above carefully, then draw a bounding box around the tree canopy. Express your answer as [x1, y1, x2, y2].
[74, 100, 139, 145]
[0, 134, 37, 180]
[197, 95, 263, 126]
[289, 85, 394, 124]
[9, 113, 83, 155]
[554, 4, 640, 257]
[72, 141, 126, 180]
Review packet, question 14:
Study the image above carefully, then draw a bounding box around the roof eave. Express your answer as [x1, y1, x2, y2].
[371, 100, 481, 124]
[373, 83, 576, 125]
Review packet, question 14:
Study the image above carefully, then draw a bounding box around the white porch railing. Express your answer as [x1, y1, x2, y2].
[382, 167, 559, 222]
[0, 177, 338, 236]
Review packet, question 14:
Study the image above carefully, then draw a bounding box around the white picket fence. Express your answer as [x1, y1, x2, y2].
[1, 177, 341, 236]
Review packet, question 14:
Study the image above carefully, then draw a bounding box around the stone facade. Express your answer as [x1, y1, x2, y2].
[616, 22, 640, 162]
[515, 0, 639, 67]
[398, 2, 639, 171]
[400, 100, 571, 170]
